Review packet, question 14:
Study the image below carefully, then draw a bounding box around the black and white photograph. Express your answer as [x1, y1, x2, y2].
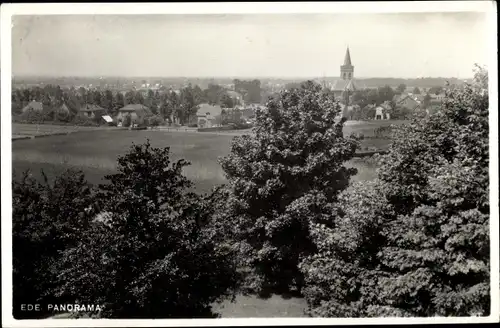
[1, 2, 498, 326]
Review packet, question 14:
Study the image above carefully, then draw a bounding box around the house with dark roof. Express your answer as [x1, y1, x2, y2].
[394, 95, 421, 111]
[22, 100, 44, 113]
[116, 104, 152, 123]
[80, 104, 106, 118]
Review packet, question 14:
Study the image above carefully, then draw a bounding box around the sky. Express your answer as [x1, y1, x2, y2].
[11, 12, 489, 78]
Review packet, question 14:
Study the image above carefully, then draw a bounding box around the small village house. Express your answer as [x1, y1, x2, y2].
[116, 104, 152, 124]
[374, 106, 390, 120]
[197, 103, 222, 128]
[392, 94, 421, 111]
[79, 104, 106, 119]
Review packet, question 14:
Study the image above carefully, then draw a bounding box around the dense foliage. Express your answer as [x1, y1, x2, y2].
[12, 170, 97, 318]
[219, 81, 359, 295]
[13, 141, 239, 318]
[300, 65, 490, 317]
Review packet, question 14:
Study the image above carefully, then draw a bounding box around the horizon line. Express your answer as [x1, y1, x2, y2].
[12, 75, 473, 80]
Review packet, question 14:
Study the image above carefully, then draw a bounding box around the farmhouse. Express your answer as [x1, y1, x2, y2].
[197, 103, 222, 128]
[393, 94, 421, 111]
[116, 104, 152, 122]
[375, 105, 391, 120]
[80, 104, 106, 118]
[22, 100, 44, 113]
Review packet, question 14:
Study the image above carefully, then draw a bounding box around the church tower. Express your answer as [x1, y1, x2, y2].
[340, 47, 354, 80]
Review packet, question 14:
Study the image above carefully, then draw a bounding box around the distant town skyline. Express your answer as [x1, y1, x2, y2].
[12, 13, 489, 79]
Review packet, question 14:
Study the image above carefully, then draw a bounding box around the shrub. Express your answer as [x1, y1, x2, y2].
[72, 114, 99, 126]
[374, 126, 393, 138]
[55, 110, 72, 123]
[218, 81, 359, 295]
[147, 114, 165, 127]
[12, 170, 97, 319]
[53, 140, 239, 318]
[300, 65, 490, 317]
[389, 106, 413, 120]
[16, 110, 45, 124]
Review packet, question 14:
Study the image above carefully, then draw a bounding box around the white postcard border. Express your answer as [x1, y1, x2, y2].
[1, 2, 498, 327]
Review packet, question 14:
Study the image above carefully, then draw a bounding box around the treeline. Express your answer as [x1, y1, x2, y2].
[11, 83, 254, 125]
[13, 66, 489, 318]
[359, 77, 470, 88]
[234, 79, 262, 104]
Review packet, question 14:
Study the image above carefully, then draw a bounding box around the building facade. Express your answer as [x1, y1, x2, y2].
[331, 47, 365, 102]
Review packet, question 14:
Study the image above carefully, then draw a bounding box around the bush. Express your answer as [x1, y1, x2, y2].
[15, 110, 45, 124]
[218, 81, 359, 295]
[374, 126, 393, 138]
[147, 114, 165, 128]
[389, 106, 413, 120]
[12, 170, 97, 319]
[53, 140, 239, 318]
[55, 110, 72, 123]
[300, 65, 490, 317]
[72, 114, 99, 127]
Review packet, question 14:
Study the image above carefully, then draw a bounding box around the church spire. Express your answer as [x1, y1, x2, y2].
[340, 46, 354, 80]
[344, 46, 352, 66]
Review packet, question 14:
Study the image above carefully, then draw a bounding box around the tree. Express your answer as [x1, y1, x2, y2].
[179, 86, 199, 125]
[192, 85, 205, 105]
[234, 79, 262, 103]
[13, 170, 97, 319]
[219, 81, 359, 295]
[220, 93, 235, 108]
[123, 114, 132, 127]
[53, 141, 239, 318]
[377, 85, 395, 104]
[352, 90, 369, 108]
[125, 90, 135, 105]
[423, 93, 432, 109]
[102, 90, 114, 112]
[134, 91, 145, 105]
[413, 87, 421, 94]
[366, 88, 379, 106]
[113, 92, 125, 114]
[204, 84, 225, 106]
[396, 83, 407, 94]
[429, 86, 444, 95]
[300, 65, 490, 317]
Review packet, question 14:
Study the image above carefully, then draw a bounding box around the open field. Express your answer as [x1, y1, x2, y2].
[12, 127, 392, 193]
[12, 123, 117, 138]
[12, 120, 406, 138]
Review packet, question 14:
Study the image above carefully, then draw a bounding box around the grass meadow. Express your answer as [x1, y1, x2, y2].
[11, 120, 404, 317]
[12, 129, 387, 194]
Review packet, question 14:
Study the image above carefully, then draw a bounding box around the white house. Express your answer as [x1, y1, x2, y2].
[197, 103, 222, 128]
